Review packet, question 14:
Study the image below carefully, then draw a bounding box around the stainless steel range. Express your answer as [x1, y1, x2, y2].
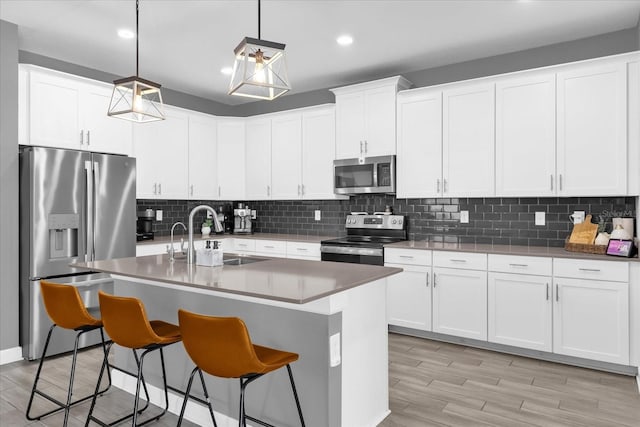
[321, 214, 407, 265]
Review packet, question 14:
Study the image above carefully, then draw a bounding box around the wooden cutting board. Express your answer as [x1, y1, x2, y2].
[568, 214, 598, 244]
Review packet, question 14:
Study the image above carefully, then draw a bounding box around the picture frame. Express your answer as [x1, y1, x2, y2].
[605, 239, 636, 258]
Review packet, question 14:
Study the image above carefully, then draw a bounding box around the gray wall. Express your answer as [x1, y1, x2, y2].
[0, 20, 19, 351]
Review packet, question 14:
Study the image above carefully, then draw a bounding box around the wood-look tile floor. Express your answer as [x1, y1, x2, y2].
[1, 333, 638, 426]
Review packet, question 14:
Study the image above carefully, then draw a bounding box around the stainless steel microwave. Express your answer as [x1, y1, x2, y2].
[333, 155, 396, 194]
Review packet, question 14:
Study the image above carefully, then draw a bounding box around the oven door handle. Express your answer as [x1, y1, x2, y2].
[320, 245, 384, 257]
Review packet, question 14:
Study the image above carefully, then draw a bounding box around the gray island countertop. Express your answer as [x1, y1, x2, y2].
[75, 254, 402, 304]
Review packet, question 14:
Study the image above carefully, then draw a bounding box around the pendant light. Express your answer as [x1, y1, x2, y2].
[228, 0, 291, 100]
[108, 0, 164, 122]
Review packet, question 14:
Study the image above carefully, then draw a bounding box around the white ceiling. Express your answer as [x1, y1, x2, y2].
[2, 0, 639, 106]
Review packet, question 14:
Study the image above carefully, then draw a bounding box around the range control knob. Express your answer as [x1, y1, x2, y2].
[398, 219, 403, 225]
[392, 219, 397, 224]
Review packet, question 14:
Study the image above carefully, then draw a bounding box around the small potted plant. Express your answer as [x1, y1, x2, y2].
[201, 219, 213, 237]
[594, 215, 610, 246]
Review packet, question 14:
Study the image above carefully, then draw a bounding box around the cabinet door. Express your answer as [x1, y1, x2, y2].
[495, 73, 556, 196]
[488, 272, 552, 352]
[133, 107, 189, 199]
[83, 83, 133, 155]
[188, 114, 218, 200]
[29, 71, 82, 149]
[396, 90, 443, 198]
[217, 120, 246, 200]
[335, 92, 365, 159]
[271, 114, 303, 199]
[557, 63, 627, 196]
[386, 264, 432, 331]
[443, 83, 495, 197]
[245, 118, 272, 200]
[553, 278, 629, 365]
[364, 85, 397, 156]
[432, 267, 487, 340]
[302, 107, 338, 199]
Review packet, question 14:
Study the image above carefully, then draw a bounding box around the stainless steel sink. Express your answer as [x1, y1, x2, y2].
[222, 256, 266, 266]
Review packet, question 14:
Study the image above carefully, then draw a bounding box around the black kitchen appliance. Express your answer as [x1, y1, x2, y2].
[136, 209, 154, 241]
[321, 214, 407, 265]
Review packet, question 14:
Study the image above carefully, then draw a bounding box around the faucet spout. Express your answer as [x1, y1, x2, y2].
[168, 221, 187, 262]
[188, 205, 223, 264]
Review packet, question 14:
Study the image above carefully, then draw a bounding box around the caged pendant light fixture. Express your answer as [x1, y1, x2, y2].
[228, 0, 291, 100]
[108, 0, 164, 122]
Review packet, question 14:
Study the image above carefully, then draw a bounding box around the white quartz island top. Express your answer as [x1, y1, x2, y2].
[75, 254, 402, 304]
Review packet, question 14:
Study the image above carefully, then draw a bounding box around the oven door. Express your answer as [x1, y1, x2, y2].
[320, 245, 384, 266]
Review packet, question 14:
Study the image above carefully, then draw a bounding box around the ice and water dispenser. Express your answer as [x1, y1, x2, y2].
[48, 214, 79, 259]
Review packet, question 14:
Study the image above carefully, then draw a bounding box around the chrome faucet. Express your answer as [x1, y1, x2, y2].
[188, 205, 223, 264]
[167, 222, 187, 262]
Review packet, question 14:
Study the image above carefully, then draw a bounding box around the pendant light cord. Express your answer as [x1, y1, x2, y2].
[136, 0, 139, 76]
[257, 0, 261, 40]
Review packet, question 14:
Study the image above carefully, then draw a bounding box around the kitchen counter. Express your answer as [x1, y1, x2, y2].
[137, 232, 337, 246]
[386, 240, 640, 262]
[75, 254, 400, 304]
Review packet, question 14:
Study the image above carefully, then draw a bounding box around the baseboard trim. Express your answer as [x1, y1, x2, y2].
[0, 346, 23, 365]
[111, 369, 237, 427]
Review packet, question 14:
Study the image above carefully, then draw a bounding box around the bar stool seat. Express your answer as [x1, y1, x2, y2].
[26, 280, 111, 427]
[85, 291, 181, 427]
[177, 309, 305, 427]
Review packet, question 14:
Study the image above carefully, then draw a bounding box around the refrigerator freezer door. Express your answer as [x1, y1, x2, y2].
[20, 147, 90, 279]
[92, 153, 136, 260]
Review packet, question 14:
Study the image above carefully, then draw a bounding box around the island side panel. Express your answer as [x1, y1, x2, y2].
[113, 279, 341, 427]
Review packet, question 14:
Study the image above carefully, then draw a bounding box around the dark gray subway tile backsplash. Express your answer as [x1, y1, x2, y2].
[138, 196, 636, 248]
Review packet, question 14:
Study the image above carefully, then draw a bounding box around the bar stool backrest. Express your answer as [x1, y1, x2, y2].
[40, 280, 101, 330]
[178, 309, 266, 378]
[98, 291, 167, 349]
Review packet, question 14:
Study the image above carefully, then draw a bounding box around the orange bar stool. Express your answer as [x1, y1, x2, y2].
[85, 291, 181, 427]
[176, 309, 306, 427]
[26, 280, 112, 427]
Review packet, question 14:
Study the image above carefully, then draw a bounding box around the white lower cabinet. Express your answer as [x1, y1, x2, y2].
[385, 263, 432, 331]
[432, 267, 488, 340]
[553, 277, 629, 365]
[286, 242, 321, 260]
[488, 272, 552, 352]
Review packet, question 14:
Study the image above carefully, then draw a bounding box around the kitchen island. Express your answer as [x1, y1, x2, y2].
[76, 254, 402, 427]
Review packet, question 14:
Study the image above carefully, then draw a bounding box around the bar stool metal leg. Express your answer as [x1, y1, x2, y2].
[26, 324, 112, 425]
[177, 367, 218, 427]
[286, 364, 306, 427]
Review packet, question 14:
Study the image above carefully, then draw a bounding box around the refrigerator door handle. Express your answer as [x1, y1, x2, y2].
[91, 161, 99, 261]
[85, 160, 94, 262]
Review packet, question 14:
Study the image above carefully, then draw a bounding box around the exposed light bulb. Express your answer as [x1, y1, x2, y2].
[253, 49, 266, 83]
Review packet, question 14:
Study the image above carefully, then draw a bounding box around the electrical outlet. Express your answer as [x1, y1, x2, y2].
[251, 210, 257, 220]
[315, 210, 321, 221]
[460, 210, 469, 223]
[155, 210, 162, 221]
[206, 211, 213, 219]
[535, 211, 545, 226]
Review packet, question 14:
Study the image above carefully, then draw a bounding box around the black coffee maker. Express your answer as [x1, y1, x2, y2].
[136, 209, 154, 241]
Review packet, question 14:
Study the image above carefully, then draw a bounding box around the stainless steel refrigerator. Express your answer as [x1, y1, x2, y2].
[19, 146, 136, 360]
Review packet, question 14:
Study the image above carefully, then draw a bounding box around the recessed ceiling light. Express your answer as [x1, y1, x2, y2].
[337, 35, 353, 46]
[117, 28, 135, 39]
[220, 67, 233, 76]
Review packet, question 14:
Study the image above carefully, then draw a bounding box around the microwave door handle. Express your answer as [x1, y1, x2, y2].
[84, 160, 93, 262]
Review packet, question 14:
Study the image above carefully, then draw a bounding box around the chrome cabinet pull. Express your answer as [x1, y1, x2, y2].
[556, 284, 559, 302]
[364, 141, 368, 153]
[426, 274, 429, 287]
[579, 268, 601, 272]
[297, 248, 308, 251]
[443, 179, 448, 193]
[267, 185, 270, 196]
[437, 179, 441, 193]
[550, 175, 553, 191]
[264, 245, 275, 249]
[86, 130, 90, 145]
[359, 141, 363, 154]
[158, 183, 161, 195]
[546, 283, 549, 301]
[450, 259, 467, 263]
[433, 273, 437, 288]
[153, 183, 157, 195]
[190, 185, 194, 196]
[218, 186, 221, 197]
[80, 130, 84, 145]
[559, 174, 563, 191]
[399, 255, 414, 259]
[301, 184, 305, 196]
[297, 184, 301, 196]
[509, 263, 528, 267]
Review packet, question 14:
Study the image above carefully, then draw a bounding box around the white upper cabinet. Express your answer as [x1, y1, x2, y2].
[133, 106, 189, 199]
[271, 113, 303, 199]
[301, 106, 339, 199]
[557, 62, 627, 196]
[495, 73, 556, 196]
[245, 118, 272, 200]
[442, 82, 495, 197]
[20, 65, 132, 155]
[332, 76, 411, 159]
[217, 119, 246, 200]
[396, 89, 443, 198]
[188, 113, 218, 200]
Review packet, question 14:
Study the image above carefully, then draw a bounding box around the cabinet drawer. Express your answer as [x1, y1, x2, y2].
[254, 239, 286, 255]
[286, 241, 321, 258]
[385, 248, 431, 266]
[488, 254, 552, 276]
[553, 258, 629, 282]
[232, 239, 256, 253]
[433, 251, 487, 270]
